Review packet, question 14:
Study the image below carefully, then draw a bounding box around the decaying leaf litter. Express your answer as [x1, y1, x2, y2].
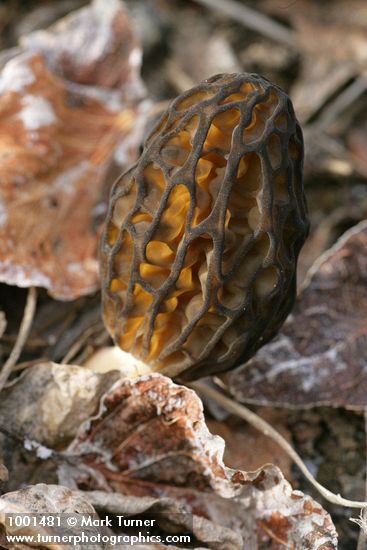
[0, 0, 366, 548]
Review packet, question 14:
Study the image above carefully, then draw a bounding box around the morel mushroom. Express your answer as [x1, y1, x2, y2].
[100, 73, 309, 380]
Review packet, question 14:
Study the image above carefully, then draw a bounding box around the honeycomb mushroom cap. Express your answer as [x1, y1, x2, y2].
[101, 73, 309, 380]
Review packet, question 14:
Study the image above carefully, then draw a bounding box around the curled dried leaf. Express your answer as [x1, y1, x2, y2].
[101, 73, 309, 380]
[59, 373, 337, 549]
[0, 0, 147, 299]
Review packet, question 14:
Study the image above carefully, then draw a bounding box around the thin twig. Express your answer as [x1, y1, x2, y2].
[12, 357, 50, 372]
[195, 0, 296, 48]
[355, 409, 367, 549]
[189, 380, 367, 509]
[0, 287, 37, 392]
[310, 73, 367, 133]
[0, 424, 26, 446]
[61, 324, 99, 364]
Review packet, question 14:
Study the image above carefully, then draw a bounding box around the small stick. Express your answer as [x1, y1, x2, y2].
[190, 379, 367, 509]
[0, 424, 26, 446]
[12, 358, 50, 372]
[0, 287, 37, 392]
[195, 0, 296, 48]
[61, 325, 99, 364]
[310, 73, 367, 132]
[354, 408, 367, 549]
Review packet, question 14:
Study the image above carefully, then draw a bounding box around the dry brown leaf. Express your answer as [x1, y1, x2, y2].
[58, 373, 337, 549]
[0, 0, 147, 300]
[0, 484, 102, 550]
[229, 220, 367, 409]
